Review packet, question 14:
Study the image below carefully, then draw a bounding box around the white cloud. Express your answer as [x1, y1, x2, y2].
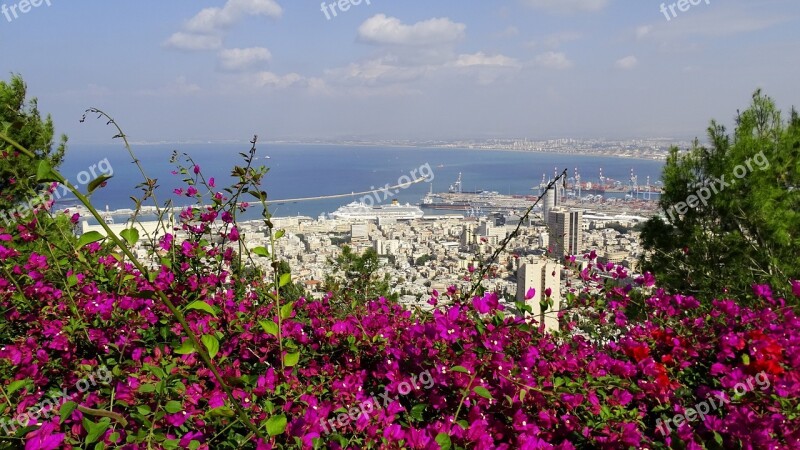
[249, 71, 305, 89]
[324, 58, 429, 86]
[218, 47, 272, 71]
[615, 55, 638, 70]
[185, 0, 282, 33]
[166, 0, 282, 54]
[164, 32, 223, 51]
[357, 14, 466, 46]
[453, 52, 519, 68]
[635, 25, 652, 39]
[496, 25, 520, 38]
[534, 51, 574, 70]
[522, 0, 609, 14]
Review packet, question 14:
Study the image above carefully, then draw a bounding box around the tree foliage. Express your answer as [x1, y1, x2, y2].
[324, 246, 396, 307]
[0, 74, 67, 210]
[640, 90, 800, 302]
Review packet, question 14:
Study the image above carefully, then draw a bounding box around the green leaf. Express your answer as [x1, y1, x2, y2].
[279, 273, 291, 288]
[83, 417, 111, 444]
[410, 403, 427, 421]
[450, 366, 470, 374]
[435, 433, 452, 450]
[201, 335, 220, 359]
[164, 401, 183, 414]
[259, 320, 280, 337]
[519, 389, 527, 403]
[283, 352, 300, 367]
[185, 301, 217, 317]
[742, 354, 750, 365]
[119, 227, 139, 247]
[60, 401, 78, 424]
[78, 231, 105, 248]
[36, 159, 59, 183]
[280, 302, 294, 320]
[137, 384, 156, 393]
[274, 230, 285, 239]
[174, 340, 196, 355]
[7, 379, 28, 395]
[207, 406, 235, 418]
[87, 175, 113, 194]
[252, 246, 270, 257]
[265, 414, 287, 436]
[136, 405, 152, 415]
[473, 386, 493, 400]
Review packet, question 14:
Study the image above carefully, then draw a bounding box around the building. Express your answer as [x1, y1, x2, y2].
[547, 208, 583, 258]
[516, 259, 561, 332]
[351, 223, 369, 241]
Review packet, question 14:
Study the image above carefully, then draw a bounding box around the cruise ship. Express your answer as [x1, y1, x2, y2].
[329, 199, 424, 221]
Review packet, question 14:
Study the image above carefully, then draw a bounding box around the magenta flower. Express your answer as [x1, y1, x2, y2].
[25, 421, 65, 450]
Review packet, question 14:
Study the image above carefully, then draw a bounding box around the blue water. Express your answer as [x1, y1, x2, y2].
[55, 144, 665, 219]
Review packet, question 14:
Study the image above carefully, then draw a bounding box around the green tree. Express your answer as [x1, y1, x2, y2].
[324, 246, 397, 307]
[1, 74, 67, 211]
[640, 90, 800, 302]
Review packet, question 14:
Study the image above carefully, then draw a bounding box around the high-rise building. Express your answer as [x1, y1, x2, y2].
[547, 208, 583, 257]
[541, 184, 561, 223]
[516, 259, 561, 332]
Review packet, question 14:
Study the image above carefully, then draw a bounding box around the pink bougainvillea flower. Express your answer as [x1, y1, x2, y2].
[525, 288, 536, 300]
[208, 177, 215, 188]
[193, 164, 201, 174]
[25, 421, 66, 450]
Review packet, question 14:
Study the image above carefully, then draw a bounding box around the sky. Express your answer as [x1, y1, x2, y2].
[0, 0, 798, 144]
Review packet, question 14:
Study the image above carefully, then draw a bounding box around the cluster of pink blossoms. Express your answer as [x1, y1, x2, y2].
[0, 201, 799, 449]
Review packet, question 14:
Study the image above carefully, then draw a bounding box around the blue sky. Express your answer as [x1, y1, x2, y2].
[1, 0, 798, 144]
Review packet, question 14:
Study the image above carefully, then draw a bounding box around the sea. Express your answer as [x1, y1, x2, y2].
[55, 144, 666, 220]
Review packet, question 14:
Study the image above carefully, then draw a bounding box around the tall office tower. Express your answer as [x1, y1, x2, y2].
[541, 184, 560, 223]
[460, 225, 475, 248]
[547, 208, 583, 258]
[516, 259, 561, 332]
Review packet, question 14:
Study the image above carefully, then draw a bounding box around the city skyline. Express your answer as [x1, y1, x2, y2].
[1, 1, 798, 144]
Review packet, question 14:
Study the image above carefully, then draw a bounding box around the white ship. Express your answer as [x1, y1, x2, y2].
[330, 199, 424, 221]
